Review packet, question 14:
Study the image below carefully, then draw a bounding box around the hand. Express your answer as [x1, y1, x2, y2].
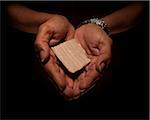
[43, 48, 74, 100]
[74, 23, 112, 97]
[34, 14, 75, 100]
[34, 14, 75, 63]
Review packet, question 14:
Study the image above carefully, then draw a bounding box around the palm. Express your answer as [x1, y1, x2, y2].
[36, 21, 112, 100]
[74, 23, 112, 96]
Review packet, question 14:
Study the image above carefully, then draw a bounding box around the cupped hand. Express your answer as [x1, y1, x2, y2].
[34, 14, 75, 63]
[74, 23, 112, 97]
[35, 20, 112, 100]
[34, 14, 75, 100]
[43, 48, 74, 100]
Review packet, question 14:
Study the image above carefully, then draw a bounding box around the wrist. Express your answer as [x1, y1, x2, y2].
[36, 12, 54, 25]
[101, 16, 114, 35]
[78, 17, 111, 35]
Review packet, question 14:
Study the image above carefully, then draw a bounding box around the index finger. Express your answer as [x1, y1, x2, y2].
[44, 49, 66, 91]
[35, 25, 53, 63]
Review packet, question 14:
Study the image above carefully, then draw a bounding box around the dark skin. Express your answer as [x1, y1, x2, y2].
[7, 3, 144, 100]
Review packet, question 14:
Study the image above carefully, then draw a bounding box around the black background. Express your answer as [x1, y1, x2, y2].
[1, 1, 149, 119]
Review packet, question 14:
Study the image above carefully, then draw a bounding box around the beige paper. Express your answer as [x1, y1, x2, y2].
[51, 39, 90, 73]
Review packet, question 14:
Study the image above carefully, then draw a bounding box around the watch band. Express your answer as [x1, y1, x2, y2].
[78, 17, 111, 35]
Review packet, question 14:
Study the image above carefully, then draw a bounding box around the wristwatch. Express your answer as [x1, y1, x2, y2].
[78, 17, 111, 35]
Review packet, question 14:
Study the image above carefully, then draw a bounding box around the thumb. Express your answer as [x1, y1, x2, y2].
[65, 27, 75, 41]
[34, 41, 50, 64]
[96, 62, 106, 73]
[35, 29, 53, 64]
[96, 54, 109, 73]
[90, 47, 100, 56]
[88, 41, 101, 56]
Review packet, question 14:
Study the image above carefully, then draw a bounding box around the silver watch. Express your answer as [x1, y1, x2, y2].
[78, 17, 110, 35]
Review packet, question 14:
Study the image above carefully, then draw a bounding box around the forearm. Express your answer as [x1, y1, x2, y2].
[102, 3, 145, 35]
[7, 4, 54, 33]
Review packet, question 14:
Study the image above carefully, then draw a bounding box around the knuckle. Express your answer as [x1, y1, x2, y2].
[65, 91, 73, 98]
[73, 89, 80, 97]
[34, 41, 39, 50]
[63, 87, 73, 100]
[39, 24, 49, 31]
[59, 80, 66, 91]
[34, 41, 41, 49]
[80, 80, 87, 90]
[58, 15, 67, 21]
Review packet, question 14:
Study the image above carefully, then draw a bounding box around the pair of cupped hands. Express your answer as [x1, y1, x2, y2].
[34, 15, 112, 100]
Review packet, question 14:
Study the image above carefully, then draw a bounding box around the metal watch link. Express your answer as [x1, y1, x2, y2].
[78, 17, 111, 35]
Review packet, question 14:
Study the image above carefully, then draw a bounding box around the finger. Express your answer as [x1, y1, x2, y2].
[74, 31, 91, 55]
[78, 71, 88, 90]
[65, 26, 75, 41]
[44, 54, 66, 91]
[54, 66, 66, 91]
[85, 56, 97, 71]
[96, 62, 106, 73]
[90, 47, 100, 56]
[81, 54, 109, 90]
[49, 49, 57, 62]
[83, 72, 100, 90]
[66, 76, 73, 89]
[73, 80, 80, 99]
[80, 64, 100, 90]
[88, 41, 101, 56]
[73, 80, 77, 92]
[87, 54, 93, 59]
[49, 39, 60, 46]
[63, 84, 74, 100]
[63, 76, 74, 100]
[81, 40, 92, 55]
[96, 54, 110, 72]
[35, 26, 53, 63]
[80, 82, 97, 96]
[35, 41, 51, 63]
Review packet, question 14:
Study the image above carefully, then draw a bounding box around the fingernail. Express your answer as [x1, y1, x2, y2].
[40, 51, 45, 63]
[97, 62, 105, 73]
[41, 58, 45, 63]
[93, 48, 100, 55]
